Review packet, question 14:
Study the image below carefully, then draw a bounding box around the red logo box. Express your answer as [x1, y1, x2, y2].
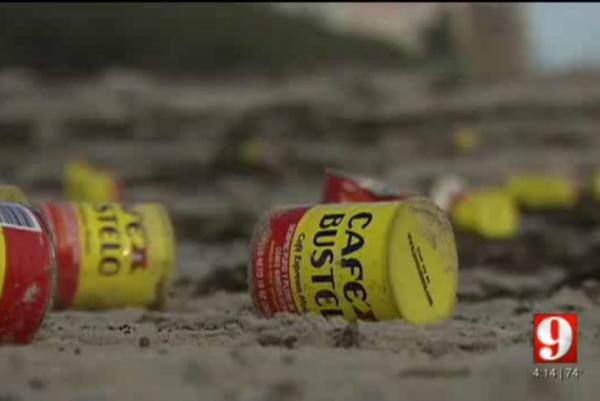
[534, 313, 578, 363]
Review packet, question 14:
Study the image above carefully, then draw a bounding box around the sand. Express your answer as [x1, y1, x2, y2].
[0, 285, 597, 401]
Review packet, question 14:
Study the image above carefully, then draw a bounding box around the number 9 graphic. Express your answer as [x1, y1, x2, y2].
[534, 313, 578, 363]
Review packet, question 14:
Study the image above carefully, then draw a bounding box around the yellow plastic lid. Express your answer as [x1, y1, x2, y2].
[387, 197, 459, 324]
[65, 159, 121, 202]
[452, 188, 520, 239]
[507, 173, 578, 209]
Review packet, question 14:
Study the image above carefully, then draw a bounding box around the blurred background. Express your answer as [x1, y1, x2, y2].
[1, 2, 600, 288]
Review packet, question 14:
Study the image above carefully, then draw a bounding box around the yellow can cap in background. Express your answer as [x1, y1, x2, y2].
[387, 197, 459, 325]
[0, 185, 29, 204]
[592, 171, 600, 202]
[452, 187, 520, 239]
[453, 126, 481, 154]
[507, 173, 579, 209]
[65, 159, 122, 203]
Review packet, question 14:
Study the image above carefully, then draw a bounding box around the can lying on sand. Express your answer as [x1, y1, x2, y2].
[431, 175, 520, 239]
[249, 198, 458, 324]
[38, 202, 175, 310]
[0, 201, 55, 344]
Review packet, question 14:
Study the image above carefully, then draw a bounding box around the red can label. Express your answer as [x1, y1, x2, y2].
[0, 202, 54, 344]
[323, 170, 407, 203]
[38, 202, 81, 309]
[251, 207, 308, 317]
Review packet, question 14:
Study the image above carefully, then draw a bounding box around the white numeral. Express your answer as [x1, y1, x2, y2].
[536, 317, 573, 361]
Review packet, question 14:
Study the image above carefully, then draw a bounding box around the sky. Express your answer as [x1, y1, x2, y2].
[528, 3, 600, 71]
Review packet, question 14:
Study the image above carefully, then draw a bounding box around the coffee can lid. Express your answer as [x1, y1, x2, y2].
[387, 197, 459, 324]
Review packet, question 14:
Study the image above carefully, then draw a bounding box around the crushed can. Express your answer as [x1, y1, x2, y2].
[322, 170, 413, 203]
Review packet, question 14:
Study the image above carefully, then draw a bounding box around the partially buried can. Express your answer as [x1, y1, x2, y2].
[249, 197, 458, 324]
[38, 202, 175, 310]
[0, 201, 55, 344]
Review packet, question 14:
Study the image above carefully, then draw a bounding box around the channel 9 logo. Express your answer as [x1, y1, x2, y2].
[534, 313, 578, 363]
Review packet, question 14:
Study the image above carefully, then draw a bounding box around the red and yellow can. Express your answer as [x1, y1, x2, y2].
[0, 201, 55, 344]
[249, 198, 458, 324]
[38, 202, 175, 310]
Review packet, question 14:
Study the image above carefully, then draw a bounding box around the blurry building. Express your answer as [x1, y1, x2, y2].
[273, 2, 530, 81]
[448, 3, 529, 81]
[274, 3, 440, 53]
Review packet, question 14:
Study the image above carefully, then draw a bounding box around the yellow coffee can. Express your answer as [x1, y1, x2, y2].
[249, 197, 459, 324]
[38, 202, 176, 309]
